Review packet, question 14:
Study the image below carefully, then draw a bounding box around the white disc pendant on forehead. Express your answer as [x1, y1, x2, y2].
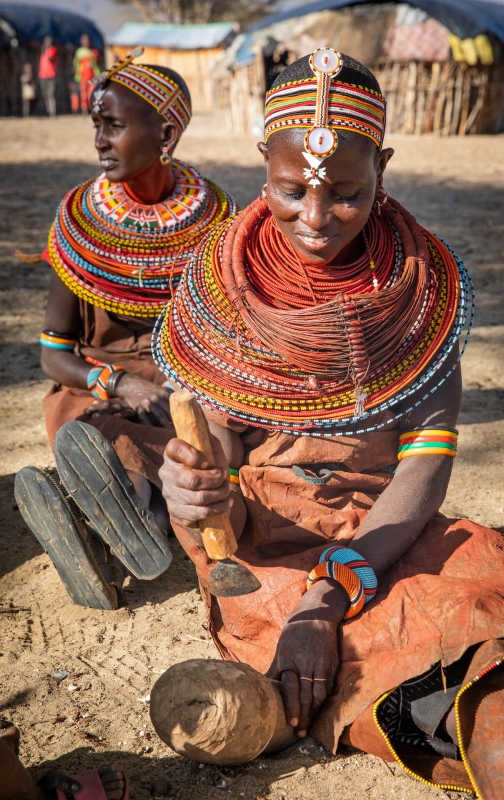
[306, 127, 336, 156]
[311, 48, 342, 75]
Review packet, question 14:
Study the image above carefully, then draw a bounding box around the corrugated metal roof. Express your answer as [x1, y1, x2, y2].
[108, 21, 236, 50]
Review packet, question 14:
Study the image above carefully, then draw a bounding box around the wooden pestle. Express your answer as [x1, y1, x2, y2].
[169, 391, 237, 562]
[150, 659, 296, 765]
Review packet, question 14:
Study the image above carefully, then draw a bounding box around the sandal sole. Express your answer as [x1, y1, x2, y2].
[54, 421, 172, 579]
[14, 466, 118, 610]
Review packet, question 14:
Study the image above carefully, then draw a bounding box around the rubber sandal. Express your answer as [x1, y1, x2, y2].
[14, 467, 122, 610]
[54, 421, 173, 580]
[38, 766, 130, 799]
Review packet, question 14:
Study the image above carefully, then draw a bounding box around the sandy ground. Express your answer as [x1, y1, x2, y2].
[1, 112, 503, 800]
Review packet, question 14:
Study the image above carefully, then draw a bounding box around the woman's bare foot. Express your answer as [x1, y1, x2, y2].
[98, 763, 126, 800]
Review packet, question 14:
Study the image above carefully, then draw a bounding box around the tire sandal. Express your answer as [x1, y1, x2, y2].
[37, 766, 130, 799]
[54, 421, 172, 580]
[14, 467, 124, 611]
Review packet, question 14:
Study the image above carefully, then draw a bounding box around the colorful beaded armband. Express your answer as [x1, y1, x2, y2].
[307, 561, 364, 619]
[40, 330, 77, 351]
[398, 426, 458, 461]
[229, 467, 240, 486]
[87, 364, 125, 400]
[320, 545, 377, 605]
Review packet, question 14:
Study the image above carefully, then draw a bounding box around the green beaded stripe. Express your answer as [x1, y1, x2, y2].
[229, 468, 240, 477]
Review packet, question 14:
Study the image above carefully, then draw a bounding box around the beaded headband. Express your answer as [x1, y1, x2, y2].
[264, 48, 386, 186]
[91, 46, 192, 138]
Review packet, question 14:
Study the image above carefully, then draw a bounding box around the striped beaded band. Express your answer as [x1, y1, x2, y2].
[87, 364, 124, 400]
[265, 49, 386, 157]
[91, 47, 191, 138]
[398, 426, 458, 460]
[229, 467, 240, 485]
[307, 561, 364, 619]
[40, 330, 77, 352]
[320, 545, 377, 604]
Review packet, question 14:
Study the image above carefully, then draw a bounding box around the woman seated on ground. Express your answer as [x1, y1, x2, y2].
[15, 48, 236, 611]
[156, 51, 504, 796]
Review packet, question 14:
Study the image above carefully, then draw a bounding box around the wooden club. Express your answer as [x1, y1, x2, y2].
[168, 390, 260, 597]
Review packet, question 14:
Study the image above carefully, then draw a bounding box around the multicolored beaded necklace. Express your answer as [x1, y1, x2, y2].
[153, 196, 473, 435]
[47, 160, 237, 318]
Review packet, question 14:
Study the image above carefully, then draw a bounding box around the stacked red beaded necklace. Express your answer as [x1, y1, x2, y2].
[153, 195, 471, 433]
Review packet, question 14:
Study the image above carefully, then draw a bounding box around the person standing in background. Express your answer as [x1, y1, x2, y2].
[20, 63, 35, 117]
[38, 35, 58, 116]
[74, 33, 99, 113]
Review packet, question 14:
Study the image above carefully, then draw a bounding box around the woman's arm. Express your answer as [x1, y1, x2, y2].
[41, 271, 89, 387]
[42, 271, 174, 426]
[351, 347, 462, 576]
[269, 348, 462, 734]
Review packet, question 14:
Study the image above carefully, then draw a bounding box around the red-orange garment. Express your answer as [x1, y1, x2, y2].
[43, 301, 174, 487]
[172, 419, 504, 785]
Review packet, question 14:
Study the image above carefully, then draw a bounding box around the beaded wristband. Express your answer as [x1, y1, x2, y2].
[40, 330, 77, 351]
[320, 545, 377, 604]
[307, 561, 364, 619]
[398, 426, 458, 461]
[229, 467, 240, 485]
[87, 364, 125, 400]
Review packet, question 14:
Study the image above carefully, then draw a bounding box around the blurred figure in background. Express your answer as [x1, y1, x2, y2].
[20, 63, 35, 117]
[38, 35, 58, 116]
[69, 80, 80, 114]
[73, 33, 99, 113]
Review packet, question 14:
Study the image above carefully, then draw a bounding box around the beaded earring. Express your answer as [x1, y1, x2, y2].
[261, 184, 267, 199]
[160, 145, 172, 166]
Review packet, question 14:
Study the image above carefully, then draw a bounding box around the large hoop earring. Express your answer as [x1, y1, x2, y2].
[160, 145, 172, 166]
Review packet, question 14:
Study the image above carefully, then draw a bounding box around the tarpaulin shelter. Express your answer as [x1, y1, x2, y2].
[212, 0, 504, 136]
[0, 3, 104, 115]
[108, 21, 237, 112]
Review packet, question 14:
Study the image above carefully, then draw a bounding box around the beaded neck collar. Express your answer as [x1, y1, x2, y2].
[92, 162, 207, 233]
[47, 160, 237, 319]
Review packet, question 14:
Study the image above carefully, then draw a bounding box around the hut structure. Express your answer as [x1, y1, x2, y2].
[108, 22, 237, 113]
[211, 0, 504, 136]
[0, 3, 104, 116]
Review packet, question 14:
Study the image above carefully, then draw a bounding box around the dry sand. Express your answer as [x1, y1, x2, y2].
[1, 112, 503, 800]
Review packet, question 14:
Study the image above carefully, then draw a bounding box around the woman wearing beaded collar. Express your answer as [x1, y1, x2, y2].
[15, 48, 237, 611]
[156, 51, 504, 794]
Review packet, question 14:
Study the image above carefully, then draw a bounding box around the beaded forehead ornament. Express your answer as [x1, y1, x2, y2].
[264, 47, 386, 186]
[91, 46, 191, 137]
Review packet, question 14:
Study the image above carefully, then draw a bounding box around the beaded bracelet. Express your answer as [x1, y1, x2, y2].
[320, 545, 378, 604]
[40, 330, 77, 352]
[87, 364, 125, 400]
[229, 467, 240, 485]
[307, 561, 364, 619]
[398, 426, 458, 461]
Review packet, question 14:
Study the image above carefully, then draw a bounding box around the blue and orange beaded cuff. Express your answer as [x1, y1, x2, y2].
[40, 330, 77, 351]
[307, 545, 378, 620]
[87, 364, 125, 400]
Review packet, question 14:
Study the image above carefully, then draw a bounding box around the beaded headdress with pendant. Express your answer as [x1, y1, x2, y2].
[264, 47, 386, 186]
[90, 46, 191, 138]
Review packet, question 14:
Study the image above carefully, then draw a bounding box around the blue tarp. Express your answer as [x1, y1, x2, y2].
[0, 3, 104, 49]
[249, 0, 504, 41]
[108, 21, 236, 51]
